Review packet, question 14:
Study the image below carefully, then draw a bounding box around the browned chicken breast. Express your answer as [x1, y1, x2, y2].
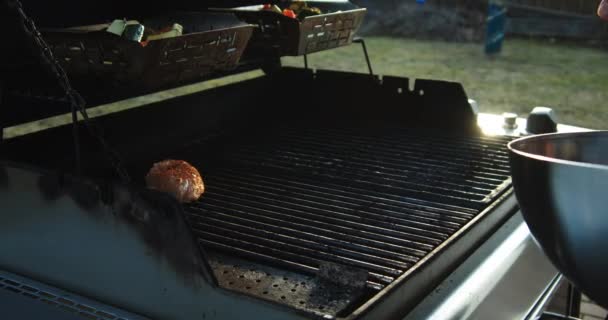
[145, 160, 205, 203]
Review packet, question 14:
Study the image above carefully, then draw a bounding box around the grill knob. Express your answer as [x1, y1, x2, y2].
[503, 112, 518, 129]
[527, 107, 558, 134]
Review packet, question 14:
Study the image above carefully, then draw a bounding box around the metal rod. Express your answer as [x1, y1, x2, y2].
[303, 54, 308, 70]
[353, 37, 374, 77]
[216, 168, 475, 221]
[566, 282, 581, 317]
[71, 103, 81, 174]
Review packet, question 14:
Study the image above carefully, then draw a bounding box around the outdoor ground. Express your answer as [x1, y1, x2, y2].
[5, 36, 607, 138]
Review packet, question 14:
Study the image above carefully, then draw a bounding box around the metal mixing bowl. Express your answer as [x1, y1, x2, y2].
[508, 131, 608, 308]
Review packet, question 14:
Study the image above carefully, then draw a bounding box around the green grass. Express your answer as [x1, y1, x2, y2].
[283, 37, 608, 129]
[5, 36, 607, 138]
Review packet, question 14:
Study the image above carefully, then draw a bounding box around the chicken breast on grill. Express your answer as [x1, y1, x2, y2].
[145, 160, 205, 203]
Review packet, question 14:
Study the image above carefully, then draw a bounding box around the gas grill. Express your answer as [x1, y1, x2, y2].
[0, 1, 570, 319]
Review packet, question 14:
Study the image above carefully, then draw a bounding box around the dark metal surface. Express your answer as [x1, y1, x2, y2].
[508, 131, 608, 309]
[0, 162, 216, 284]
[0, 269, 150, 320]
[207, 253, 367, 318]
[536, 313, 582, 320]
[1, 67, 518, 319]
[169, 125, 515, 317]
[0, 163, 311, 320]
[2, 0, 132, 183]
[352, 37, 374, 77]
[566, 283, 582, 318]
[405, 212, 559, 320]
[0, 288, 85, 320]
[527, 275, 565, 320]
[5, 3, 253, 118]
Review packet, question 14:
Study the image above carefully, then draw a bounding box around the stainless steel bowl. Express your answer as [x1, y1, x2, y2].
[508, 131, 608, 308]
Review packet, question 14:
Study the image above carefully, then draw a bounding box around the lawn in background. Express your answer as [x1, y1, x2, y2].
[283, 37, 608, 129]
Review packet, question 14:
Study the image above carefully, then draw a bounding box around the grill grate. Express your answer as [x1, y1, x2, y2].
[178, 126, 512, 312]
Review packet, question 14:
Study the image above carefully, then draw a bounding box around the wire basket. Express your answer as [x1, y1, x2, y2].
[234, 7, 366, 56]
[42, 17, 254, 97]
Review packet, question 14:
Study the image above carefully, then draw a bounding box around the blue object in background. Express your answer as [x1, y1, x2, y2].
[485, 2, 507, 55]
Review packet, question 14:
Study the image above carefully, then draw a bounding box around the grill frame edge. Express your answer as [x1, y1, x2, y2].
[346, 189, 518, 320]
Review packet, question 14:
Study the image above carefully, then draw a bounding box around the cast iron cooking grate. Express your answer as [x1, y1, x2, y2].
[180, 126, 513, 292]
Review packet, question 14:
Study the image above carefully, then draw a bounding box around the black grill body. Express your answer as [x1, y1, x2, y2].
[0, 68, 517, 319]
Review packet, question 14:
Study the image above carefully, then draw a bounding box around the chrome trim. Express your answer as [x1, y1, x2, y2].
[404, 212, 559, 320]
[526, 275, 564, 320]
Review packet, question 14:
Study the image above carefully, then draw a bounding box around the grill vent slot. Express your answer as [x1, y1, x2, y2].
[0, 272, 145, 320]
